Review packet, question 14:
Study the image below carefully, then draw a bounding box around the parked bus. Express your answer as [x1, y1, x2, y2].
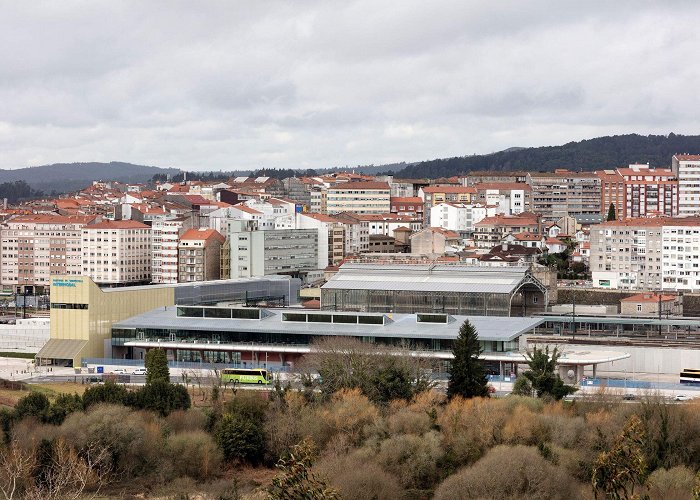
[680, 369, 700, 385]
[221, 368, 270, 385]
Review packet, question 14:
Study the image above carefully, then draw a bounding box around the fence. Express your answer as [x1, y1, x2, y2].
[81, 357, 291, 372]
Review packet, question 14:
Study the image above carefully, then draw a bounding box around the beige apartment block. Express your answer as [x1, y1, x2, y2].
[326, 182, 390, 215]
[81, 219, 152, 285]
[0, 214, 96, 293]
[526, 170, 601, 222]
[178, 228, 225, 282]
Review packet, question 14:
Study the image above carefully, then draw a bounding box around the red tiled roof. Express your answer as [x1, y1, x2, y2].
[621, 293, 676, 303]
[674, 154, 700, 161]
[473, 182, 532, 191]
[419, 227, 460, 239]
[595, 217, 700, 227]
[329, 182, 390, 190]
[422, 186, 476, 194]
[181, 195, 212, 205]
[233, 204, 262, 215]
[87, 220, 149, 230]
[512, 232, 542, 241]
[391, 196, 423, 204]
[9, 214, 96, 225]
[300, 213, 341, 223]
[476, 213, 539, 227]
[180, 228, 225, 243]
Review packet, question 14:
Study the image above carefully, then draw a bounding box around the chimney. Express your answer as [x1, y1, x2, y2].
[501, 241, 507, 252]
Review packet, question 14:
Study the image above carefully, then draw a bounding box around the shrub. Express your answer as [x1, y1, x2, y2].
[265, 392, 309, 462]
[128, 380, 191, 417]
[45, 393, 83, 425]
[167, 430, 222, 480]
[14, 392, 50, 420]
[226, 391, 269, 422]
[268, 439, 339, 499]
[386, 407, 432, 436]
[59, 404, 166, 477]
[376, 431, 444, 490]
[215, 413, 265, 463]
[165, 408, 208, 434]
[82, 381, 128, 408]
[645, 466, 695, 499]
[437, 397, 506, 469]
[501, 404, 551, 446]
[321, 389, 379, 446]
[433, 445, 577, 500]
[317, 452, 404, 500]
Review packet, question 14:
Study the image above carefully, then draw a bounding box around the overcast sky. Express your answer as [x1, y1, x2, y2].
[1, 1, 699, 171]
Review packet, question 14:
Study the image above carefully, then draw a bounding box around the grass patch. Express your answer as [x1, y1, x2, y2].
[0, 352, 35, 359]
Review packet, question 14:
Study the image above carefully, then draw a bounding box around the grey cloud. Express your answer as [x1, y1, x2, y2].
[0, 1, 699, 170]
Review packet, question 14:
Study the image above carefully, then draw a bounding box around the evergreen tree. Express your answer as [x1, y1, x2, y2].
[607, 203, 617, 221]
[145, 348, 170, 384]
[447, 320, 489, 399]
[521, 346, 577, 400]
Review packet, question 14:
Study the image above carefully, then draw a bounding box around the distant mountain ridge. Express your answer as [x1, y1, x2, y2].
[389, 133, 700, 178]
[0, 162, 181, 194]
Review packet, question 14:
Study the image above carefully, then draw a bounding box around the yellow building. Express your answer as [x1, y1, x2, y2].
[38, 276, 174, 367]
[37, 275, 302, 367]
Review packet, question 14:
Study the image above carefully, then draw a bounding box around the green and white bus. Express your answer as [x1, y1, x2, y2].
[221, 368, 270, 385]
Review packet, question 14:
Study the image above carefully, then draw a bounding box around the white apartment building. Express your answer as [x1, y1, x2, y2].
[151, 217, 191, 284]
[309, 188, 327, 214]
[472, 183, 531, 215]
[81, 220, 152, 285]
[223, 221, 318, 279]
[295, 213, 345, 270]
[357, 215, 421, 237]
[661, 222, 700, 291]
[326, 182, 391, 215]
[672, 154, 700, 217]
[589, 218, 700, 291]
[0, 214, 95, 293]
[430, 203, 497, 232]
[242, 198, 297, 229]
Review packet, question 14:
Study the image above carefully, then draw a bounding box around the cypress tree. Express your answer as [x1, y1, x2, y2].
[447, 320, 489, 399]
[145, 348, 170, 384]
[607, 203, 616, 221]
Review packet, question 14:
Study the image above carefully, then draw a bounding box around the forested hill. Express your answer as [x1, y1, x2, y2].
[391, 133, 700, 178]
[0, 162, 180, 194]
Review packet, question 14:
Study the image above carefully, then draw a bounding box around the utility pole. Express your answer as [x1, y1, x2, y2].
[571, 292, 576, 339]
[658, 292, 662, 337]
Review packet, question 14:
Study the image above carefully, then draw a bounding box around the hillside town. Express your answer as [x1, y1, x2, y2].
[2, 154, 699, 296]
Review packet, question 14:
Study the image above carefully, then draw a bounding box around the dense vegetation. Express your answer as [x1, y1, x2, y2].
[391, 133, 700, 179]
[0, 162, 179, 194]
[0, 181, 49, 204]
[4, 381, 700, 498]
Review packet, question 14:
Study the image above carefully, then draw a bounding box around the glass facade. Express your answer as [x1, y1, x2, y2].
[112, 327, 518, 354]
[321, 289, 513, 316]
[173, 278, 299, 306]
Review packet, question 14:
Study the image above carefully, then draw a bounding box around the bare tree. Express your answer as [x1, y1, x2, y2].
[301, 336, 436, 403]
[0, 444, 35, 500]
[25, 439, 112, 500]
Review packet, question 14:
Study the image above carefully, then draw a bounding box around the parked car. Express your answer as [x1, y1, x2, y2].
[112, 368, 128, 375]
[675, 394, 691, 401]
[132, 367, 147, 375]
[623, 393, 636, 401]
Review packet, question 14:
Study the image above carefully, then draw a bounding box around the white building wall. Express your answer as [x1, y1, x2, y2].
[675, 159, 700, 217]
[661, 225, 700, 292]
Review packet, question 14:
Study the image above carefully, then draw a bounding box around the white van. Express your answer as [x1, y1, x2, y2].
[132, 367, 147, 375]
